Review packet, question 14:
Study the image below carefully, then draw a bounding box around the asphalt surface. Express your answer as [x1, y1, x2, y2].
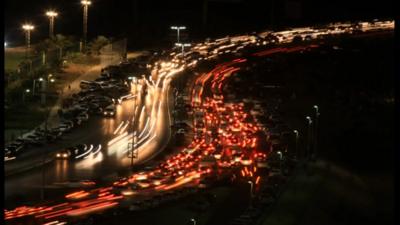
[5, 77, 175, 208]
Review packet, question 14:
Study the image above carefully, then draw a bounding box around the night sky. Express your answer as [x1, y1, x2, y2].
[5, 0, 394, 48]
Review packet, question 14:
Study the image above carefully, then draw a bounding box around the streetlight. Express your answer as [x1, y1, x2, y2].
[293, 130, 299, 159]
[46, 10, 58, 38]
[313, 105, 320, 158]
[175, 43, 191, 60]
[32, 78, 42, 96]
[128, 131, 138, 171]
[306, 116, 313, 159]
[81, 0, 91, 51]
[190, 218, 196, 225]
[33, 75, 53, 103]
[170, 26, 186, 43]
[277, 151, 283, 171]
[248, 181, 253, 207]
[22, 24, 34, 57]
[22, 89, 30, 103]
[4, 42, 7, 48]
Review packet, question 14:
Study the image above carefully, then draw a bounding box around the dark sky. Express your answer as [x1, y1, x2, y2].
[4, 0, 394, 48]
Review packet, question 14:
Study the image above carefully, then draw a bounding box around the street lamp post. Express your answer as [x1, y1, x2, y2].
[22, 24, 34, 58]
[170, 26, 186, 43]
[277, 151, 283, 171]
[46, 10, 58, 38]
[190, 218, 196, 225]
[248, 181, 253, 207]
[306, 116, 313, 159]
[33, 77, 44, 96]
[175, 43, 191, 61]
[33, 75, 54, 105]
[128, 131, 138, 171]
[22, 89, 30, 103]
[81, 0, 91, 51]
[41, 103, 52, 202]
[293, 130, 299, 159]
[313, 105, 320, 158]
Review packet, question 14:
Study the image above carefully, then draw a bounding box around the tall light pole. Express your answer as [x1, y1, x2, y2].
[313, 105, 320, 158]
[306, 116, 313, 159]
[248, 181, 253, 207]
[175, 43, 191, 61]
[40, 75, 53, 202]
[22, 89, 30, 103]
[46, 10, 58, 38]
[277, 151, 283, 171]
[293, 130, 299, 159]
[128, 132, 138, 171]
[22, 24, 34, 58]
[170, 26, 186, 43]
[81, 0, 91, 51]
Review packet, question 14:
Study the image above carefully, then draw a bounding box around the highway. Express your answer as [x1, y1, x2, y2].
[5, 73, 176, 208]
[4, 19, 394, 224]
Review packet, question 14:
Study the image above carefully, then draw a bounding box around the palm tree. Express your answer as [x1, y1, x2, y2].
[89, 36, 110, 55]
[52, 34, 74, 58]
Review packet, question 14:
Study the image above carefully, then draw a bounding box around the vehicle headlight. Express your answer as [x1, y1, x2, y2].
[56, 153, 61, 157]
[63, 153, 68, 158]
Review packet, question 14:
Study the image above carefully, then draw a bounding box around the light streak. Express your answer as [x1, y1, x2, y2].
[119, 121, 130, 134]
[113, 121, 125, 135]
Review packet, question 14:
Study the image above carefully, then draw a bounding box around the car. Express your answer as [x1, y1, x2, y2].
[55, 149, 71, 159]
[57, 144, 88, 160]
[88, 102, 100, 110]
[103, 105, 116, 117]
[24, 137, 45, 146]
[177, 128, 185, 134]
[5, 145, 23, 155]
[60, 120, 74, 128]
[91, 97, 113, 107]
[93, 107, 104, 115]
[25, 133, 43, 140]
[71, 117, 83, 126]
[7, 140, 24, 148]
[57, 124, 72, 133]
[77, 113, 89, 121]
[70, 104, 89, 113]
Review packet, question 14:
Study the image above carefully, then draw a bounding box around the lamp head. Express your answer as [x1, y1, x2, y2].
[22, 24, 34, 31]
[81, 0, 91, 6]
[46, 11, 58, 17]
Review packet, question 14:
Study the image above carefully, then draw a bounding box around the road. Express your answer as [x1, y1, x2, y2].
[4, 20, 394, 224]
[5, 69, 176, 210]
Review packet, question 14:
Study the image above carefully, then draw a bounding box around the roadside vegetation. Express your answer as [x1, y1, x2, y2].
[5, 35, 113, 142]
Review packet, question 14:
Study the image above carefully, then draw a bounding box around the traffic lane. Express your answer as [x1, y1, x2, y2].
[119, 79, 172, 167]
[5, 77, 173, 212]
[5, 98, 140, 204]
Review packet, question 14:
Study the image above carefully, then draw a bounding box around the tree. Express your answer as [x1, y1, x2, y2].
[53, 35, 74, 50]
[88, 36, 110, 55]
[34, 38, 55, 54]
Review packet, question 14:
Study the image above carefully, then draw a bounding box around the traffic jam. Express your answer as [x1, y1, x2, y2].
[4, 19, 394, 224]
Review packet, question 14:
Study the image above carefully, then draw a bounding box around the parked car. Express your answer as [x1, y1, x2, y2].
[57, 124, 72, 133]
[77, 113, 89, 121]
[177, 128, 185, 134]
